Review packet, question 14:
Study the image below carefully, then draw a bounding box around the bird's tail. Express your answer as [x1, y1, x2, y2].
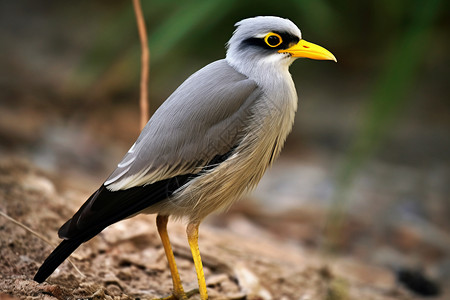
[33, 238, 82, 283]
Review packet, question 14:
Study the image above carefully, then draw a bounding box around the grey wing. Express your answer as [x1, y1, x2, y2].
[105, 59, 262, 191]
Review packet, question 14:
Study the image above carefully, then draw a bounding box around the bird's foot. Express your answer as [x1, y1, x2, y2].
[154, 288, 199, 300]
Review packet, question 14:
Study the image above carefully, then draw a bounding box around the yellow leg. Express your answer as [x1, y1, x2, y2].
[156, 215, 187, 300]
[187, 223, 208, 300]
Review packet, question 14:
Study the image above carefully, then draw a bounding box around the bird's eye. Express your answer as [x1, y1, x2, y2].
[264, 33, 283, 47]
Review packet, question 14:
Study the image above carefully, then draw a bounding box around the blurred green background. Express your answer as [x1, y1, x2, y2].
[1, 0, 450, 292]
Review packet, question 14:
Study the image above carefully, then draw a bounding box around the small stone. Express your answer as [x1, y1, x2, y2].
[106, 283, 123, 296]
[206, 273, 229, 286]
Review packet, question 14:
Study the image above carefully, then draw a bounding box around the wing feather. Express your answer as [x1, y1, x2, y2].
[106, 59, 261, 191]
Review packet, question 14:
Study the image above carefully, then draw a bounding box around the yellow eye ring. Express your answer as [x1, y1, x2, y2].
[264, 33, 283, 47]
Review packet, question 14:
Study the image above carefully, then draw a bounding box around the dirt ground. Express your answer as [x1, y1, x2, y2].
[0, 159, 447, 300]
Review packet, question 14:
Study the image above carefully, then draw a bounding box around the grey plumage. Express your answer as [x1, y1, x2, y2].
[105, 16, 301, 222]
[105, 60, 262, 192]
[34, 16, 336, 295]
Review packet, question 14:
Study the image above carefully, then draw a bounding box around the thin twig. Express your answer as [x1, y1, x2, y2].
[0, 210, 85, 278]
[132, 0, 150, 130]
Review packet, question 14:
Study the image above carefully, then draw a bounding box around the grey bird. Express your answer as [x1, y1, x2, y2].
[34, 16, 336, 299]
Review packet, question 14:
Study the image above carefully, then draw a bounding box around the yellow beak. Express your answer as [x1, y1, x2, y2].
[279, 39, 337, 62]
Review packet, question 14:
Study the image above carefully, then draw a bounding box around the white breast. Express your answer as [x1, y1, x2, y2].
[153, 64, 298, 223]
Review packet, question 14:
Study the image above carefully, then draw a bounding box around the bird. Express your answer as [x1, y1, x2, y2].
[34, 16, 336, 300]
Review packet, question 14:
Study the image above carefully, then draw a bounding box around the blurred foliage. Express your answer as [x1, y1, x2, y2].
[323, 0, 444, 252]
[63, 0, 449, 101]
[69, 0, 239, 96]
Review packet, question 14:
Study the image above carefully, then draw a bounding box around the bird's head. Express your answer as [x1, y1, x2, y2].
[226, 16, 336, 75]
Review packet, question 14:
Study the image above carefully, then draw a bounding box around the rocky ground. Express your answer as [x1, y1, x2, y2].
[0, 158, 448, 299]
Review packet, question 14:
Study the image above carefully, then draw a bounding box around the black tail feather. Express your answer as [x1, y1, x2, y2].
[34, 239, 83, 283]
[34, 175, 195, 283]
